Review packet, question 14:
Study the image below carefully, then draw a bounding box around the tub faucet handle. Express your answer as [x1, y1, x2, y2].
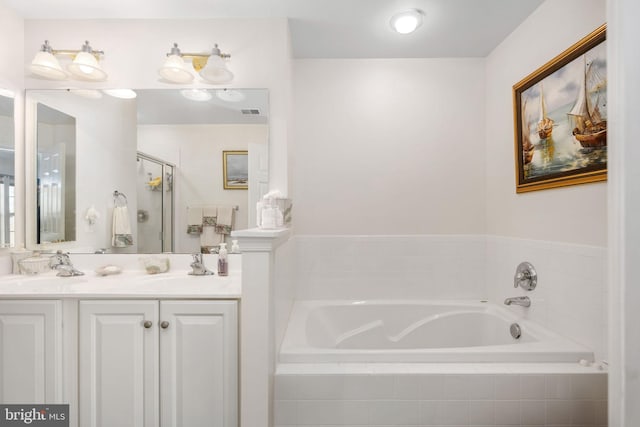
[514, 262, 537, 290]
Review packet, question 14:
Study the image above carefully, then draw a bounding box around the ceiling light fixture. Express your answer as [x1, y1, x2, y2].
[180, 89, 212, 102]
[159, 43, 233, 84]
[29, 40, 107, 81]
[390, 9, 425, 34]
[103, 89, 137, 99]
[216, 89, 246, 103]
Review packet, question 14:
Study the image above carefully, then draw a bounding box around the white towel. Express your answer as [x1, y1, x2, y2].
[112, 206, 133, 247]
[215, 206, 234, 235]
[200, 207, 220, 252]
[187, 207, 203, 234]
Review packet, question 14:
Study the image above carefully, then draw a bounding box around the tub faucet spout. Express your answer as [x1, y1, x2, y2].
[504, 296, 531, 307]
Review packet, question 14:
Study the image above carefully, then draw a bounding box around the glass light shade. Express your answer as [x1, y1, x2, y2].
[67, 52, 108, 81]
[103, 89, 137, 99]
[29, 51, 67, 80]
[181, 89, 212, 102]
[199, 55, 234, 84]
[158, 55, 194, 84]
[390, 9, 424, 34]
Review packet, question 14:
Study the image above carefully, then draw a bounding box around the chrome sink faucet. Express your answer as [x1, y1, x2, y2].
[504, 296, 531, 307]
[189, 253, 214, 276]
[49, 250, 85, 277]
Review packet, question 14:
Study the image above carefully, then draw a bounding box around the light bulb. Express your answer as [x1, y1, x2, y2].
[390, 9, 424, 34]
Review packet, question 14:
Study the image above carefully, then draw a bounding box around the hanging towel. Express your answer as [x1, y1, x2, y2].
[200, 207, 220, 253]
[112, 206, 133, 247]
[187, 207, 203, 234]
[215, 206, 234, 235]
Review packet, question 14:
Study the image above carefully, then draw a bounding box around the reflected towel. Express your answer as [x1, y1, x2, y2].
[215, 206, 234, 235]
[200, 207, 220, 253]
[112, 206, 133, 247]
[187, 207, 203, 234]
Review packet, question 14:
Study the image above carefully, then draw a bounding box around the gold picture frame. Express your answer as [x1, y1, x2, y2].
[223, 150, 248, 190]
[513, 24, 607, 193]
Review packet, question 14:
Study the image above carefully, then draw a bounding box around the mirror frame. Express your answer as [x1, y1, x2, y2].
[0, 89, 16, 251]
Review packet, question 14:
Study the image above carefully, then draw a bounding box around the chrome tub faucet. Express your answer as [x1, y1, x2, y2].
[504, 296, 531, 307]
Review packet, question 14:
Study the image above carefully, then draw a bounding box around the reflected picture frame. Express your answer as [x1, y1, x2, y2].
[513, 24, 607, 193]
[223, 150, 248, 190]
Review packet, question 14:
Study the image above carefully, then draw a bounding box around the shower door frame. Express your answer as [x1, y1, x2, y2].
[137, 151, 175, 253]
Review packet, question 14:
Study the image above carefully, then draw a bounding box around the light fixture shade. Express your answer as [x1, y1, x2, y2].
[390, 9, 424, 34]
[158, 55, 194, 84]
[29, 51, 67, 80]
[199, 55, 233, 84]
[67, 52, 108, 81]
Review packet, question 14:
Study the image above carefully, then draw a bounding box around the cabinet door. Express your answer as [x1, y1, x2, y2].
[160, 301, 237, 427]
[79, 300, 158, 427]
[0, 300, 62, 403]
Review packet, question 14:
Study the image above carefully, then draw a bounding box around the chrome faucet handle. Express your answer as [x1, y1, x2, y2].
[192, 253, 203, 263]
[514, 262, 537, 290]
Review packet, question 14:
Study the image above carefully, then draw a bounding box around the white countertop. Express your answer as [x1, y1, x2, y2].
[0, 270, 241, 299]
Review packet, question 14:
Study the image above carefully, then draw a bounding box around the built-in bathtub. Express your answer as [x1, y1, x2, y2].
[280, 300, 593, 363]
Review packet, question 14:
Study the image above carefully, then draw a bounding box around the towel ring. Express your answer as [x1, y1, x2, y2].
[113, 190, 128, 207]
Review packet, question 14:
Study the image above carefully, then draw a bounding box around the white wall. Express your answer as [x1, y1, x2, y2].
[293, 58, 486, 235]
[138, 124, 268, 252]
[23, 18, 291, 197]
[485, 0, 607, 247]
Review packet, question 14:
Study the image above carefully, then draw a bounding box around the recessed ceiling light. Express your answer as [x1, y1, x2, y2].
[68, 89, 103, 99]
[390, 9, 424, 34]
[103, 89, 137, 99]
[216, 89, 246, 103]
[181, 89, 212, 102]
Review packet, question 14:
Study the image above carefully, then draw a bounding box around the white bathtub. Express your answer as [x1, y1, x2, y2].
[279, 300, 593, 363]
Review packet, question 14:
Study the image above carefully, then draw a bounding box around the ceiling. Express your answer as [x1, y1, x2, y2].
[5, 0, 544, 58]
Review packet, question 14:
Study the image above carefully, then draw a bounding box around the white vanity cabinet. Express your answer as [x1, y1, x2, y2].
[0, 300, 62, 403]
[79, 300, 238, 427]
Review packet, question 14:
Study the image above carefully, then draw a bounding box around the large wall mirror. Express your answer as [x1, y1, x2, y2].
[0, 92, 15, 248]
[26, 89, 269, 254]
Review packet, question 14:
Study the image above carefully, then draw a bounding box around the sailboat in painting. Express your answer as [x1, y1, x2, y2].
[522, 99, 534, 165]
[568, 55, 607, 148]
[536, 82, 554, 139]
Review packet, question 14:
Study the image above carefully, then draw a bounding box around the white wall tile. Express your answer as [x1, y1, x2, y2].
[495, 376, 520, 400]
[368, 400, 420, 425]
[274, 400, 297, 425]
[469, 400, 495, 425]
[436, 401, 469, 426]
[494, 401, 521, 425]
[520, 375, 546, 400]
[546, 400, 572, 425]
[520, 400, 545, 425]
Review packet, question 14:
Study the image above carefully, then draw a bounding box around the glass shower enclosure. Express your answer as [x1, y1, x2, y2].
[136, 152, 174, 253]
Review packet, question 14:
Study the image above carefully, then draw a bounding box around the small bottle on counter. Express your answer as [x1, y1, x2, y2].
[231, 239, 240, 254]
[217, 243, 228, 276]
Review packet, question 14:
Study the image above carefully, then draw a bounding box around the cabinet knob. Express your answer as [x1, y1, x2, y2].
[160, 321, 170, 329]
[143, 320, 152, 329]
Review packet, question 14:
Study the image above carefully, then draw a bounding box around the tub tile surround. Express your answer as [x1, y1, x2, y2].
[295, 235, 486, 300]
[486, 236, 608, 362]
[274, 369, 607, 427]
[280, 235, 607, 427]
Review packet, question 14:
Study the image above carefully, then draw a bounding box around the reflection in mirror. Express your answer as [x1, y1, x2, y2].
[26, 89, 269, 254]
[0, 93, 15, 248]
[36, 103, 76, 244]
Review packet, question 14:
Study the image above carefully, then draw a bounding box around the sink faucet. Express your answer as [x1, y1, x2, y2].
[189, 253, 214, 276]
[504, 296, 531, 307]
[49, 250, 85, 277]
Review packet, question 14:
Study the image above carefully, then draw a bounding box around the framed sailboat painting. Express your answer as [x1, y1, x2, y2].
[513, 24, 607, 193]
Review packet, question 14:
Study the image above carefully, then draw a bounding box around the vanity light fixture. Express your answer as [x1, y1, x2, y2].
[390, 9, 425, 34]
[29, 40, 108, 81]
[159, 42, 234, 84]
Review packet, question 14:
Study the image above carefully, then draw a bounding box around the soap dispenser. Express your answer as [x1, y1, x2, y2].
[217, 243, 228, 276]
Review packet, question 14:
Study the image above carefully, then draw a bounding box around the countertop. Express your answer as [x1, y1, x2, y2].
[0, 270, 241, 298]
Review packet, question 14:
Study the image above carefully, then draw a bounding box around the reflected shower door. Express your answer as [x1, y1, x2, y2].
[136, 153, 174, 253]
